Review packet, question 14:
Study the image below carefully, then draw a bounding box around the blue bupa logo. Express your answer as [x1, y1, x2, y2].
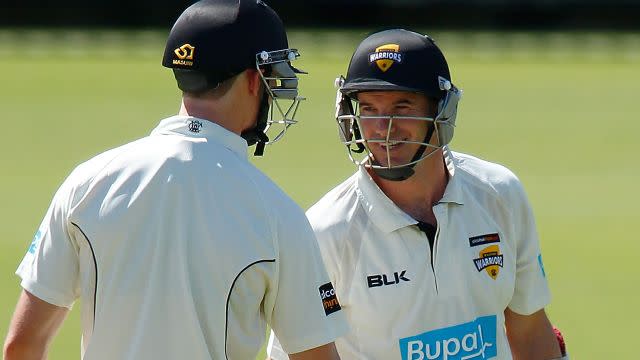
[28, 230, 42, 254]
[399, 315, 497, 360]
[538, 254, 546, 278]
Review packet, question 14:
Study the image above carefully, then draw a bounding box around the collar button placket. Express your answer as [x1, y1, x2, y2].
[431, 204, 447, 293]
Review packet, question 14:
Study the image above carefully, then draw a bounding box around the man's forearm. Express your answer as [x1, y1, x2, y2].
[4, 290, 69, 360]
[505, 308, 562, 359]
[3, 336, 48, 360]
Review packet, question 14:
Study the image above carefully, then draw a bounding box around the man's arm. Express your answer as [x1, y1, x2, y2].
[3, 289, 69, 360]
[277, 342, 340, 360]
[504, 308, 562, 360]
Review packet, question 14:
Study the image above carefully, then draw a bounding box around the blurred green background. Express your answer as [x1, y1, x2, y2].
[1, 29, 639, 358]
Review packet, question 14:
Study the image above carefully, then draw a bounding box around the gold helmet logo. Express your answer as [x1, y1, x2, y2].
[173, 44, 195, 66]
[474, 245, 504, 280]
[369, 43, 403, 72]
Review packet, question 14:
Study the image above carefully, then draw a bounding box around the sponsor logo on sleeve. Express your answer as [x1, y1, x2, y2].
[27, 229, 42, 254]
[468, 233, 500, 247]
[538, 254, 546, 278]
[399, 315, 497, 360]
[319, 282, 341, 315]
[473, 245, 503, 280]
[369, 43, 403, 72]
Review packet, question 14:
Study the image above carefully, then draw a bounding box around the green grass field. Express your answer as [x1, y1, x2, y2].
[1, 29, 639, 359]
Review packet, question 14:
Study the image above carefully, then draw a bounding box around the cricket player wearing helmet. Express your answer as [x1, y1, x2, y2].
[268, 29, 567, 359]
[3, 1, 347, 359]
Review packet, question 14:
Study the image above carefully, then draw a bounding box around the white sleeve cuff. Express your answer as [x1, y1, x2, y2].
[19, 276, 75, 309]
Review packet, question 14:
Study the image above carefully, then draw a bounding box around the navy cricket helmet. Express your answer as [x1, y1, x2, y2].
[335, 29, 462, 180]
[162, 0, 305, 155]
[341, 29, 452, 100]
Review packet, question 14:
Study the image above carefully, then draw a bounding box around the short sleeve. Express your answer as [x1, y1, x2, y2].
[264, 210, 349, 355]
[267, 331, 289, 360]
[506, 179, 551, 315]
[15, 177, 81, 308]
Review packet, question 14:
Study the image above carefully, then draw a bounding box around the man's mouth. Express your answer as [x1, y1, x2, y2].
[380, 140, 404, 151]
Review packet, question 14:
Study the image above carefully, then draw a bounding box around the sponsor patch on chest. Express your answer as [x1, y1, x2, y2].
[399, 315, 498, 360]
[468, 233, 500, 247]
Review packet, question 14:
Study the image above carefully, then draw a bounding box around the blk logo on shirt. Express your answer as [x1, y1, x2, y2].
[367, 270, 410, 288]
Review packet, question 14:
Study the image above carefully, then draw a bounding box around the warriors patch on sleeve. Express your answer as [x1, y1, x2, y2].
[319, 282, 341, 316]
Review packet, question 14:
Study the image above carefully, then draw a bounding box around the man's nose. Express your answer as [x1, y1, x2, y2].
[372, 116, 395, 135]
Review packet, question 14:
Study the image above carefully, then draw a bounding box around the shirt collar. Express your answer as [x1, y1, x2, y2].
[355, 166, 417, 234]
[438, 146, 464, 206]
[150, 115, 248, 159]
[355, 146, 464, 234]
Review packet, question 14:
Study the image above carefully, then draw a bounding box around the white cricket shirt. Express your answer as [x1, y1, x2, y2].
[17, 115, 348, 360]
[268, 147, 550, 360]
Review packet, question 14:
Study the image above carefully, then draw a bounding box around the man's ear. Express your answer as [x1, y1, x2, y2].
[246, 69, 263, 97]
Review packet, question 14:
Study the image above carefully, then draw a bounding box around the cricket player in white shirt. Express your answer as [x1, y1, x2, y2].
[268, 29, 568, 360]
[3, 1, 348, 359]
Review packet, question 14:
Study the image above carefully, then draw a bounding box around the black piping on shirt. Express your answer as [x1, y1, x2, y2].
[70, 222, 98, 330]
[224, 259, 276, 360]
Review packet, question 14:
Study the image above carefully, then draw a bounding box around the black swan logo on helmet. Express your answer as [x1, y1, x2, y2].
[335, 29, 462, 181]
[162, 0, 305, 156]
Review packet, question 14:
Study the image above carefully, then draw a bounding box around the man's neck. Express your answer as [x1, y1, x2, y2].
[370, 150, 449, 225]
[179, 99, 243, 134]
[178, 73, 256, 136]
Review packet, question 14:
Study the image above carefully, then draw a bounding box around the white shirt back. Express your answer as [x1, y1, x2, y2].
[17, 115, 348, 360]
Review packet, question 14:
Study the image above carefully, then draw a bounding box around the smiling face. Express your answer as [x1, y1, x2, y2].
[356, 91, 438, 168]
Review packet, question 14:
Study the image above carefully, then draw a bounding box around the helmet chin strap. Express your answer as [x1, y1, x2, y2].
[371, 122, 436, 181]
[241, 90, 270, 156]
